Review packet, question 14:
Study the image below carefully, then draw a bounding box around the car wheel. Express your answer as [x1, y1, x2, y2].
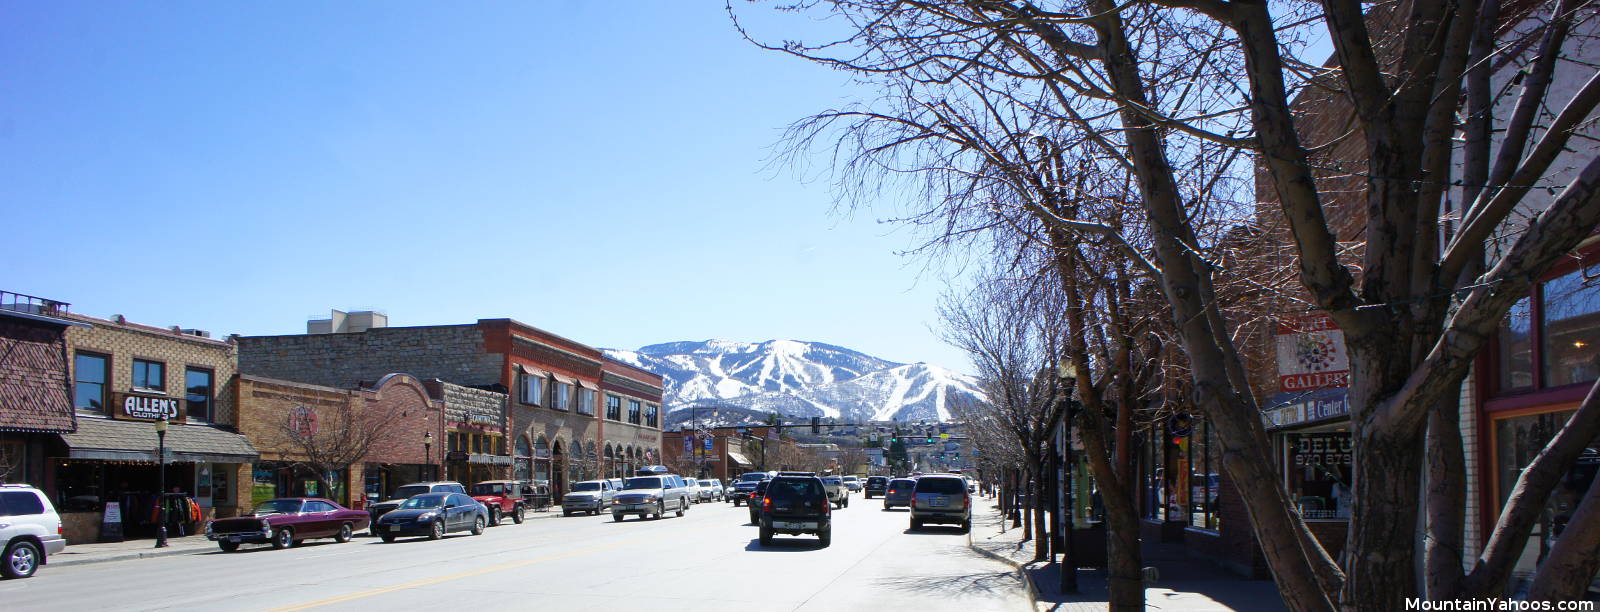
[563, 510, 572, 517]
[612, 513, 623, 522]
[676, 499, 685, 517]
[843, 497, 849, 508]
[487, 507, 499, 526]
[1, 540, 39, 579]
[272, 528, 294, 550]
[335, 523, 353, 543]
[910, 518, 923, 531]
[380, 534, 395, 543]
[429, 520, 445, 540]
[818, 527, 831, 547]
[656, 502, 666, 520]
[758, 521, 773, 546]
[512, 506, 525, 524]
[961, 519, 972, 534]
[471, 516, 485, 536]
[218, 541, 240, 552]
[883, 503, 890, 511]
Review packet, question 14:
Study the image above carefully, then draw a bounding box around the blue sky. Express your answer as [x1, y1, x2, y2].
[2, 2, 974, 370]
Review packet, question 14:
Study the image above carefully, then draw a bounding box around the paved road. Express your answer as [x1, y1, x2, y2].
[3, 492, 1029, 612]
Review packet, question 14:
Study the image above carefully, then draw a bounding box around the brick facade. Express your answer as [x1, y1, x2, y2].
[65, 313, 238, 426]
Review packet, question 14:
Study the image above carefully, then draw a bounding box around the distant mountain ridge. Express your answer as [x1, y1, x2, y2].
[603, 339, 984, 426]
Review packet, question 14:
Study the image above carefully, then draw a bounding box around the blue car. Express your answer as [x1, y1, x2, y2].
[374, 492, 487, 542]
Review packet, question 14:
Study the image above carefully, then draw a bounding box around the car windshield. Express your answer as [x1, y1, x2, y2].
[471, 483, 505, 496]
[572, 482, 601, 491]
[399, 495, 445, 509]
[890, 479, 916, 488]
[767, 478, 824, 502]
[738, 473, 766, 482]
[823, 477, 842, 484]
[623, 477, 663, 490]
[255, 499, 303, 514]
[394, 485, 432, 499]
[916, 478, 966, 494]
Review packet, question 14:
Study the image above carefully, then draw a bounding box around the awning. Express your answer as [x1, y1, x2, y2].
[577, 379, 599, 391]
[468, 453, 513, 466]
[517, 363, 548, 377]
[60, 417, 258, 464]
[727, 451, 754, 467]
[550, 373, 577, 386]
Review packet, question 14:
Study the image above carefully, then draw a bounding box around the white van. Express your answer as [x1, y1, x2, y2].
[1, 484, 66, 579]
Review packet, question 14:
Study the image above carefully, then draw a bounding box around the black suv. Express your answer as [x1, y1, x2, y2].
[863, 476, 889, 498]
[757, 475, 832, 547]
[745, 480, 773, 524]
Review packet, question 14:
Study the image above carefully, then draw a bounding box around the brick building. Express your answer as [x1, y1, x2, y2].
[53, 311, 257, 543]
[235, 374, 444, 510]
[0, 291, 83, 491]
[661, 426, 769, 482]
[236, 313, 664, 496]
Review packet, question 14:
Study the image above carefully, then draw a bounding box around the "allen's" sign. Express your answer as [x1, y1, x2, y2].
[116, 393, 184, 423]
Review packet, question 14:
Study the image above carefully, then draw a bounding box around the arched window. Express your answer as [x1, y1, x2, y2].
[515, 435, 532, 457]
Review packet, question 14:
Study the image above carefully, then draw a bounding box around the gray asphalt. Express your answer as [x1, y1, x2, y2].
[1, 492, 1029, 612]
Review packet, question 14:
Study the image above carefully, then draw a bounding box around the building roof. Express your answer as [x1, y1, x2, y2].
[61, 417, 258, 463]
[0, 318, 77, 433]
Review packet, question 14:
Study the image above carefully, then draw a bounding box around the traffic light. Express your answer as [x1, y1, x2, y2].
[925, 438, 933, 443]
[811, 416, 820, 434]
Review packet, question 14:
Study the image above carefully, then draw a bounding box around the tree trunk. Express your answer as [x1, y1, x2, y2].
[1345, 399, 1427, 611]
[1076, 408, 1144, 612]
[1032, 463, 1049, 561]
[1425, 392, 1468, 600]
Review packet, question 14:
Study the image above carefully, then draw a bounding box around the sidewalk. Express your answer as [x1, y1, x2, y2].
[967, 501, 1286, 611]
[48, 505, 572, 568]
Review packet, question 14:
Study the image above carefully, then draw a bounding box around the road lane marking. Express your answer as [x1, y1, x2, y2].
[259, 538, 645, 612]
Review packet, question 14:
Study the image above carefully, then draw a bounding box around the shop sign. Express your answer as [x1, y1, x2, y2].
[116, 392, 184, 423]
[1291, 434, 1354, 467]
[683, 437, 693, 454]
[704, 436, 713, 451]
[1276, 314, 1349, 392]
[289, 406, 318, 438]
[1264, 388, 1349, 430]
[446, 451, 468, 462]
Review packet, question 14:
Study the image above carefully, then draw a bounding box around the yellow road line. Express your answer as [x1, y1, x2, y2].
[260, 538, 642, 612]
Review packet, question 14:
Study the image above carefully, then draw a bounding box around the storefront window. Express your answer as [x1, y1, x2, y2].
[1189, 420, 1219, 530]
[1493, 409, 1599, 587]
[74, 352, 108, 414]
[1541, 269, 1600, 387]
[1283, 432, 1353, 520]
[1498, 297, 1534, 391]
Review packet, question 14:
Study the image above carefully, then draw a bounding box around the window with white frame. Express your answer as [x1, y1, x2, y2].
[521, 374, 544, 406]
[576, 388, 595, 415]
[555, 382, 572, 411]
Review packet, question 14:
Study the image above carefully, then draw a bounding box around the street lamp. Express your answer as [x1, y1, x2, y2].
[154, 417, 169, 549]
[423, 431, 434, 481]
[1057, 359, 1079, 593]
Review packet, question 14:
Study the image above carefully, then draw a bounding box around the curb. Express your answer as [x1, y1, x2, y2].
[969, 528, 1043, 608]
[51, 510, 577, 568]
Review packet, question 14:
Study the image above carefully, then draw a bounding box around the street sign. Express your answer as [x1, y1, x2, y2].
[939, 433, 950, 439]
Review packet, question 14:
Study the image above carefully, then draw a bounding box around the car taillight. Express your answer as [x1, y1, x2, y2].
[57, 521, 64, 535]
[762, 497, 771, 512]
[963, 494, 970, 510]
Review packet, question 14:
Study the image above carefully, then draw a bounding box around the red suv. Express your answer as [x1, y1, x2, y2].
[470, 480, 528, 526]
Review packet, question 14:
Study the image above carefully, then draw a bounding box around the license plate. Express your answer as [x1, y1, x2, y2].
[931, 498, 947, 507]
[226, 536, 241, 542]
[776, 521, 816, 529]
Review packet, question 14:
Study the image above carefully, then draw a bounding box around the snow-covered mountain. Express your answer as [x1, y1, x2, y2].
[604, 340, 985, 426]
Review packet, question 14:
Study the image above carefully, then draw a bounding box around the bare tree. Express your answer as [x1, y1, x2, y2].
[274, 403, 393, 504]
[740, 0, 1600, 608]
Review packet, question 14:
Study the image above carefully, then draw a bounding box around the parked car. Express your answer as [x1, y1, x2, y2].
[909, 474, 971, 532]
[756, 474, 832, 547]
[729, 472, 773, 506]
[864, 476, 889, 499]
[700, 479, 725, 502]
[882, 478, 917, 510]
[746, 479, 773, 524]
[682, 478, 703, 503]
[842, 476, 862, 492]
[0, 484, 66, 579]
[470, 480, 527, 525]
[367, 481, 465, 535]
[608, 478, 624, 492]
[206, 498, 370, 551]
[612, 474, 691, 521]
[374, 492, 486, 541]
[563, 480, 617, 516]
[821, 476, 849, 508]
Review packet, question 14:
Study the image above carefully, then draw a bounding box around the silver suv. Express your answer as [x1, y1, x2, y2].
[611, 474, 692, 521]
[561, 480, 617, 516]
[1, 484, 66, 579]
[908, 474, 971, 532]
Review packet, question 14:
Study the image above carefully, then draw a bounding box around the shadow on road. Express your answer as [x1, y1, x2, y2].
[872, 570, 1023, 597]
[744, 538, 825, 552]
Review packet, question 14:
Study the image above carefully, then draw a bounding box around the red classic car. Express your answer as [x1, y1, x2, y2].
[470, 480, 527, 526]
[205, 498, 371, 551]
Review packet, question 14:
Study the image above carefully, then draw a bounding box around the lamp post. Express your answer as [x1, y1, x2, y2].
[1057, 360, 1079, 593]
[423, 431, 434, 481]
[154, 417, 169, 549]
